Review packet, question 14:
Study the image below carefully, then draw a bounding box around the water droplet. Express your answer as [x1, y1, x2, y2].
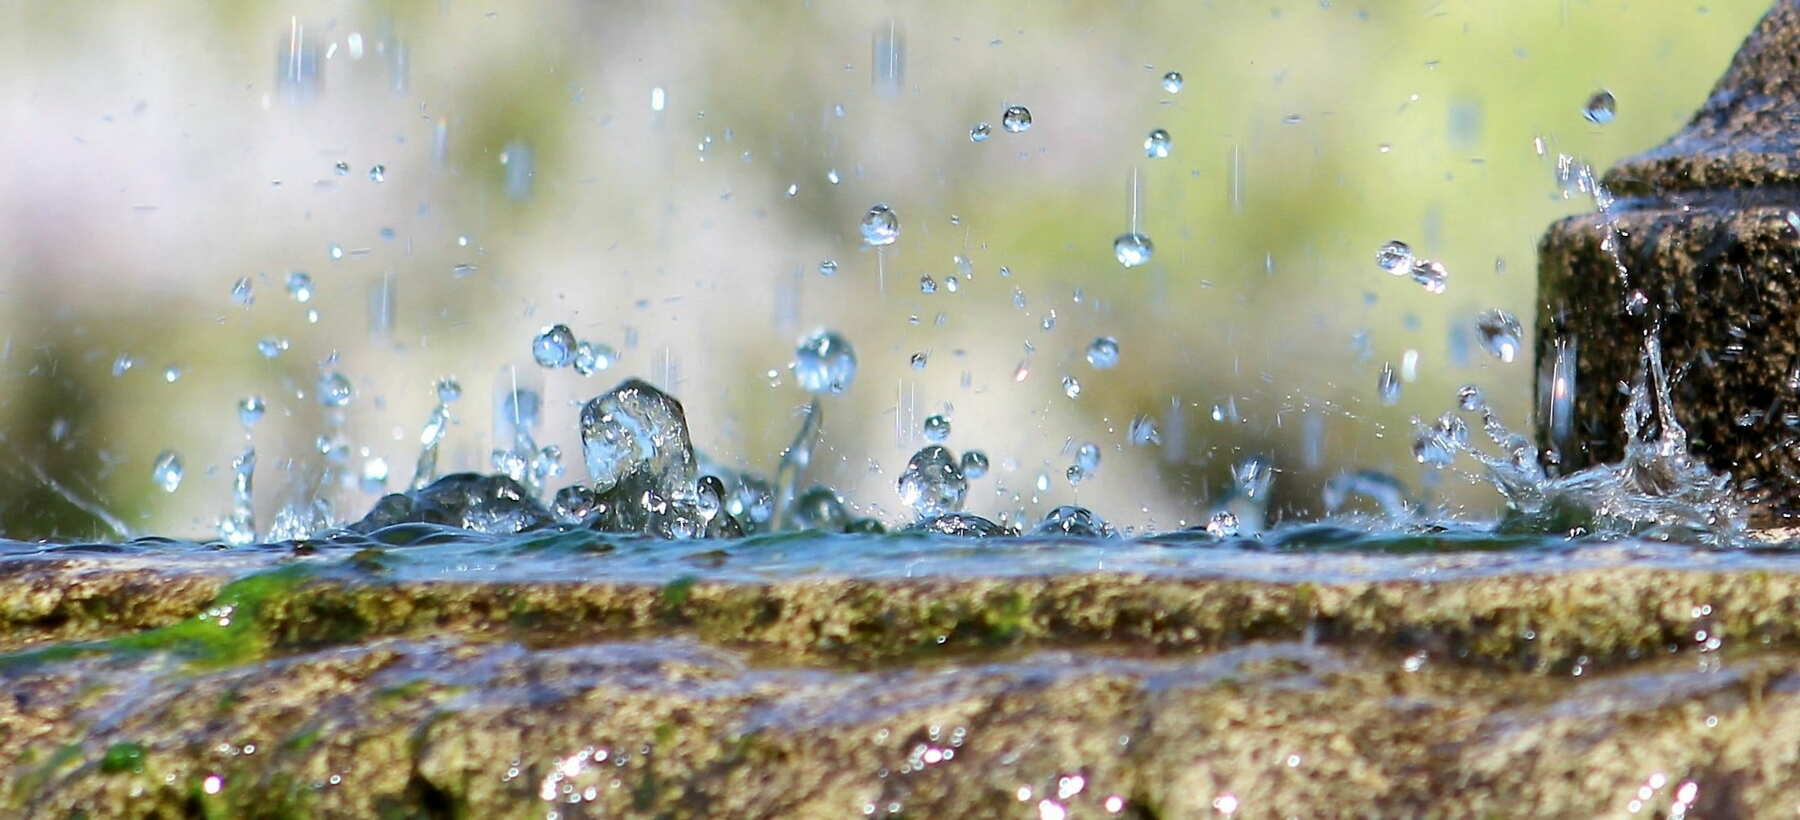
[1076, 442, 1101, 472]
[1377, 364, 1401, 405]
[1113, 233, 1154, 268]
[860, 203, 900, 246]
[579, 378, 698, 499]
[151, 450, 183, 493]
[256, 337, 289, 358]
[1066, 464, 1087, 485]
[286, 271, 314, 303]
[795, 329, 858, 394]
[1144, 128, 1172, 159]
[1161, 71, 1184, 94]
[111, 353, 135, 378]
[923, 414, 951, 442]
[1458, 384, 1484, 411]
[785, 183, 799, 198]
[960, 450, 989, 478]
[818, 259, 838, 277]
[1582, 89, 1616, 125]
[650, 86, 666, 111]
[333, 161, 350, 175]
[919, 275, 937, 294]
[1205, 510, 1239, 538]
[897, 444, 967, 517]
[1001, 105, 1032, 133]
[435, 377, 462, 403]
[237, 395, 266, 428]
[368, 164, 386, 182]
[970, 122, 992, 142]
[531, 324, 578, 368]
[1375, 240, 1413, 274]
[159, 365, 182, 383]
[231, 277, 254, 307]
[1086, 337, 1120, 369]
[1408, 258, 1448, 294]
[1625, 289, 1649, 316]
[945, 275, 959, 293]
[1129, 414, 1161, 446]
[1062, 375, 1082, 398]
[328, 243, 344, 261]
[573, 341, 617, 376]
[910, 352, 928, 370]
[826, 168, 841, 185]
[1474, 309, 1523, 363]
[317, 371, 354, 407]
[360, 457, 390, 493]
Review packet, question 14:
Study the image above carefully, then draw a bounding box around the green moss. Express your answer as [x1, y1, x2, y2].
[98, 742, 144, 774]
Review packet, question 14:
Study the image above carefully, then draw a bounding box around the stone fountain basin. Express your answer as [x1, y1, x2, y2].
[3, 531, 1800, 816]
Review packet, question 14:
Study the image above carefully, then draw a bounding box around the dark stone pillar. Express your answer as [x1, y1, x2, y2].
[1537, 0, 1800, 526]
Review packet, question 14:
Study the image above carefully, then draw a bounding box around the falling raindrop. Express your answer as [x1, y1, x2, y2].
[317, 371, 354, 407]
[1062, 375, 1082, 398]
[897, 444, 967, 517]
[919, 275, 938, 294]
[1377, 364, 1401, 405]
[531, 324, 578, 368]
[368, 164, 386, 183]
[231, 277, 254, 307]
[1474, 310, 1523, 363]
[1582, 89, 1616, 125]
[238, 395, 266, 428]
[1161, 71, 1184, 94]
[818, 259, 838, 277]
[970, 122, 992, 143]
[1375, 240, 1413, 274]
[795, 329, 858, 394]
[1113, 233, 1154, 268]
[333, 161, 350, 175]
[286, 271, 314, 303]
[1086, 337, 1120, 369]
[923, 414, 951, 442]
[1408, 259, 1449, 294]
[860, 203, 900, 246]
[1001, 105, 1032, 133]
[910, 352, 928, 370]
[1129, 414, 1161, 446]
[1143, 129, 1172, 159]
[960, 450, 989, 479]
[257, 337, 290, 359]
[151, 450, 183, 493]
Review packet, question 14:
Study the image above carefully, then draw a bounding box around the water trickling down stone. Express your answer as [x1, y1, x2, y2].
[532, 324, 578, 369]
[794, 329, 857, 395]
[1475, 309, 1523, 363]
[897, 444, 967, 518]
[1086, 337, 1120, 369]
[860, 203, 900, 246]
[1001, 105, 1033, 133]
[1144, 128, 1172, 159]
[1113, 233, 1154, 268]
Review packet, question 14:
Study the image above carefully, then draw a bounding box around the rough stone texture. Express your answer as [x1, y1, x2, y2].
[5, 546, 1800, 815]
[1537, 0, 1800, 526]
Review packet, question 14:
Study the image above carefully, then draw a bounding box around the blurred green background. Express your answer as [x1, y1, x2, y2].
[0, 0, 1771, 539]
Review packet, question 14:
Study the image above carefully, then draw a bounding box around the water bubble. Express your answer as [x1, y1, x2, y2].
[1377, 363, 1401, 405]
[919, 275, 937, 294]
[897, 444, 967, 517]
[231, 277, 254, 307]
[923, 414, 951, 442]
[1205, 510, 1239, 538]
[1129, 414, 1161, 445]
[317, 371, 354, 407]
[1144, 128, 1172, 159]
[860, 203, 900, 246]
[1408, 258, 1448, 294]
[368, 164, 387, 182]
[1086, 337, 1120, 369]
[151, 450, 183, 493]
[1113, 233, 1154, 268]
[1161, 71, 1184, 94]
[910, 352, 928, 370]
[238, 396, 266, 428]
[1001, 105, 1033, 133]
[532, 324, 578, 368]
[574, 341, 617, 376]
[1375, 240, 1413, 274]
[1475, 309, 1523, 363]
[960, 450, 989, 479]
[970, 122, 992, 142]
[286, 271, 314, 303]
[257, 337, 290, 358]
[1582, 89, 1616, 125]
[819, 259, 838, 277]
[1062, 375, 1082, 398]
[436, 377, 463, 404]
[1076, 442, 1101, 472]
[795, 329, 857, 394]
